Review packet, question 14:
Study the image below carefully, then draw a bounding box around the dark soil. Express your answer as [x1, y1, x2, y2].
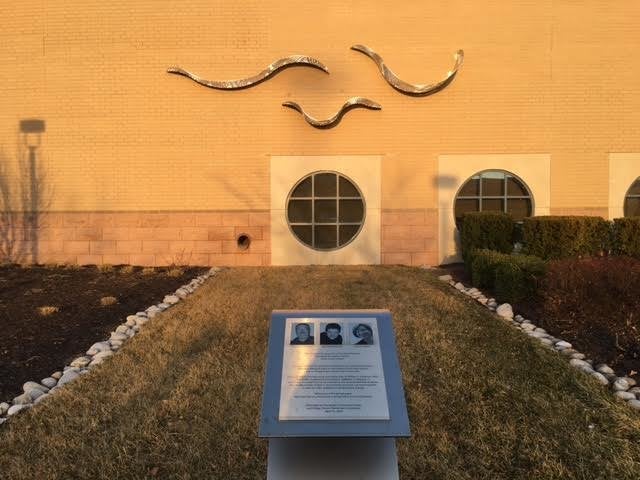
[0, 264, 207, 400]
[439, 260, 640, 383]
[530, 257, 640, 381]
[517, 301, 640, 380]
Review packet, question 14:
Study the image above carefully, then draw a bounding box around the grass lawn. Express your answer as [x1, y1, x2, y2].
[0, 266, 639, 479]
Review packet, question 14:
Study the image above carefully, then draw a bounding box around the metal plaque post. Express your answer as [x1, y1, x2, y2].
[259, 310, 410, 480]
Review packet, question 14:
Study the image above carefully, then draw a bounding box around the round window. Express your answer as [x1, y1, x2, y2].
[286, 171, 365, 251]
[624, 177, 640, 217]
[454, 170, 533, 227]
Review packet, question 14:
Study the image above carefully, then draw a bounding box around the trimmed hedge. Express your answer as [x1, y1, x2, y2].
[612, 217, 640, 259]
[494, 257, 546, 304]
[471, 249, 546, 303]
[522, 216, 610, 260]
[470, 249, 504, 289]
[460, 212, 514, 266]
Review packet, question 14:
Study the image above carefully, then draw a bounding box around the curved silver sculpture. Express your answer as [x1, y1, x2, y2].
[167, 55, 329, 90]
[350, 45, 464, 96]
[282, 97, 381, 129]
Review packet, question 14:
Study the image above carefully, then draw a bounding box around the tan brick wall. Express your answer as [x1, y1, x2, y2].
[2, 1, 640, 265]
[381, 209, 438, 266]
[6, 211, 270, 266]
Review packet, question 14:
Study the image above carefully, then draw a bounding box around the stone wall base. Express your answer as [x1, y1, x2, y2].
[3, 209, 441, 267]
[2, 211, 270, 266]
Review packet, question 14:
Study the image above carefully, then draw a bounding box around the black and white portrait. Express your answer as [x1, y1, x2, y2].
[320, 322, 343, 345]
[290, 322, 314, 345]
[351, 323, 374, 345]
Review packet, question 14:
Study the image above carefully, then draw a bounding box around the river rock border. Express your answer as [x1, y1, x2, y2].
[434, 273, 640, 412]
[0, 266, 222, 426]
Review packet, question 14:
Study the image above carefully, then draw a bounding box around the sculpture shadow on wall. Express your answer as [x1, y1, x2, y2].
[0, 119, 52, 264]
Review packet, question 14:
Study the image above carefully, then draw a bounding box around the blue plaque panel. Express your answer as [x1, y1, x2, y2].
[259, 310, 411, 438]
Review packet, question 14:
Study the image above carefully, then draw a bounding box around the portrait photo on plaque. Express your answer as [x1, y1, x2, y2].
[320, 322, 343, 345]
[289, 322, 315, 345]
[351, 323, 375, 345]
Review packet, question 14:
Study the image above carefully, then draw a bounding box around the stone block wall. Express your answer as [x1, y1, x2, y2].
[381, 209, 438, 266]
[6, 211, 270, 266]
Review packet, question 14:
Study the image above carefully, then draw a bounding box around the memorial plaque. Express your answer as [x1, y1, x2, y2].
[259, 310, 410, 438]
[279, 317, 389, 420]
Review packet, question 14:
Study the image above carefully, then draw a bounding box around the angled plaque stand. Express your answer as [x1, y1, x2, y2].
[260, 310, 410, 479]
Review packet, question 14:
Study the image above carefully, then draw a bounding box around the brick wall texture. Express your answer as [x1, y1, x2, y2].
[1, 1, 640, 265]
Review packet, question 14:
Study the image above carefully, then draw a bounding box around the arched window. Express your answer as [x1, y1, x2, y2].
[286, 171, 365, 250]
[624, 177, 640, 217]
[454, 170, 533, 226]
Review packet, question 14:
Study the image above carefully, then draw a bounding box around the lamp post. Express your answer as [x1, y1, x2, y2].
[19, 119, 46, 264]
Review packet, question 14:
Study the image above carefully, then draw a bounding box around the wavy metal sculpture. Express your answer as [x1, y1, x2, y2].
[282, 97, 381, 129]
[350, 45, 464, 96]
[167, 55, 329, 90]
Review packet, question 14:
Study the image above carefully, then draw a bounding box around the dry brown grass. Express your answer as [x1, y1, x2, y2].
[97, 264, 114, 273]
[119, 265, 135, 274]
[1, 266, 639, 479]
[141, 267, 155, 275]
[99, 296, 118, 306]
[36, 305, 59, 316]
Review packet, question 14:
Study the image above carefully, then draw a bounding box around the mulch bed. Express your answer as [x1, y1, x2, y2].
[0, 264, 207, 400]
[439, 260, 640, 382]
[523, 257, 640, 381]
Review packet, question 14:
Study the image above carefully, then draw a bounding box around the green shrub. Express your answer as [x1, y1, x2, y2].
[522, 216, 610, 260]
[494, 255, 546, 304]
[470, 249, 504, 289]
[471, 249, 546, 303]
[460, 212, 514, 267]
[612, 217, 640, 259]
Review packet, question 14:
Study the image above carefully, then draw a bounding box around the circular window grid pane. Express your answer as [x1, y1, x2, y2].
[627, 178, 640, 196]
[339, 176, 359, 197]
[291, 177, 312, 197]
[339, 199, 364, 223]
[287, 172, 365, 251]
[625, 197, 640, 217]
[483, 198, 504, 213]
[291, 225, 312, 245]
[507, 198, 532, 221]
[288, 200, 312, 223]
[314, 199, 337, 223]
[315, 225, 338, 249]
[455, 198, 479, 223]
[458, 176, 480, 196]
[314, 173, 337, 197]
[507, 176, 528, 196]
[481, 173, 505, 196]
[339, 224, 361, 246]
